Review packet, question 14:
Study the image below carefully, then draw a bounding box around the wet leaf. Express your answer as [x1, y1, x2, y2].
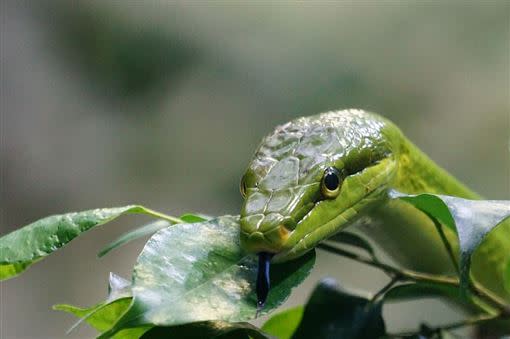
[100, 215, 315, 337]
[0, 205, 181, 280]
[390, 191, 510, 294]
[261, 306, 303, 339]
[292, 278, 386, 339]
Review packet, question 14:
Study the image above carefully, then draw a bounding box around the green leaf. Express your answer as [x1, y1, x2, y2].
[328, 231, 377, 260]
[292, 278, 386, 339]
[98, 213, 211, 258]
[0, 205, 181, 280]
[140, 321, 272, 339]
[54, 298, 133, 333]
[54, 272, 134, 334]
[55, 272, 151, 338]
[390, 191, 510, 294]
[100, 215, 315, 337]
[98, 220, 171, 258]
[261, 306, 303, 339]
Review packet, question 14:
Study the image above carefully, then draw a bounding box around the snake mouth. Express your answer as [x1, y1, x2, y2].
[240, 223, 293, 254]
[272, 184, 388, 263]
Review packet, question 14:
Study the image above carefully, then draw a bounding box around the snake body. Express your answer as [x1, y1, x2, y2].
[239, 109, 510, 304]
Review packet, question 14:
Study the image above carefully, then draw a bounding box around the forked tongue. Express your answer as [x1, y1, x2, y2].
[256, 252, 272, 317]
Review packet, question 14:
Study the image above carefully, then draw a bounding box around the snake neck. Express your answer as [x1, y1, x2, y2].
[392, 137, 479, 199]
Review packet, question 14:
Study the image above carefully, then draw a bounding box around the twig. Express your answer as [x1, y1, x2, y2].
[388, 313, 499, 338]
[370, 276, 400, 304]
[141, 208, 184, 224]
[317, 243, 510, 317]
[318, 243, 458, 285]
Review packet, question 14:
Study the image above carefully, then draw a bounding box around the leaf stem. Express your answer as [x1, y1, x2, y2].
[429, 215, 460, 276]
[141, 207, 184, 224]
[388, 313, 499, 338]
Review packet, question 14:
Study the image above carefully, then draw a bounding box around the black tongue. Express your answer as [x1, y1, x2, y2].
[256, 252, 272, 316]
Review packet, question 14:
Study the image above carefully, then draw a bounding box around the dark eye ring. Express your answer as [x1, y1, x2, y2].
[321, 167, 342, 198]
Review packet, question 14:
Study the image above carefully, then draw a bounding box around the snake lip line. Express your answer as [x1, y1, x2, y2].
[273, 184, 387, 263]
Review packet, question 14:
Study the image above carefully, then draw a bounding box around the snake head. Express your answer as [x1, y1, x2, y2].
[240, 109, 400, 263]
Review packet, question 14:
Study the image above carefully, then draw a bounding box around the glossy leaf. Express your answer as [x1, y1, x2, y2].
[261, 306, 303, 339]
[390, 190, 510, 293]
[292, 278, 386, 339]
[0, 205, 181, 280]
[100, 215, 315, 337]
[328, 231, 377, 260]
[140, 321, 272, 339]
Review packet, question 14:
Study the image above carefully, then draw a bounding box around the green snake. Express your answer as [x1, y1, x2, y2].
[238, 109, 510, 310]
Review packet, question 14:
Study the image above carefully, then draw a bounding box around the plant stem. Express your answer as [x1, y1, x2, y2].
[141, 207, 184, 224]
[388, 313, 499, 338]
[318, 242, 457, 285]
[429, 215, 460, 276]
[439, 313, 498, 331]
[317, 242, 510, 316]
[370, 276, 399, 304]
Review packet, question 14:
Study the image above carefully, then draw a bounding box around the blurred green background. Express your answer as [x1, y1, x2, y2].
[1, 1, 509, 338]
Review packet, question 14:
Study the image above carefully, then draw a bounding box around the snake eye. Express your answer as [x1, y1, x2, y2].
[240, 176, 248, 199]
[321, 167, 342, 199]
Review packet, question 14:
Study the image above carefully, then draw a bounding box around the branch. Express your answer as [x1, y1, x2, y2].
[317, 242, 510, 317]
[388, 313, 499, 338]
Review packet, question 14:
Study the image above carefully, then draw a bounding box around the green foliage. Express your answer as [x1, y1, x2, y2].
[292, 278, 385, 339]
[100, 215, 315, 337]
[0, 205, 181, 280]
[53, 272, 134, 335]
[261, 306, 303, 339]
[54, 299, 133, 333]
[2, 193, 509, 338]
[391, 191, 510, 293]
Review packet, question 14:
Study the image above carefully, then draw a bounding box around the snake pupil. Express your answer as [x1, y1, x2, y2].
[324, 171, 339, 190]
